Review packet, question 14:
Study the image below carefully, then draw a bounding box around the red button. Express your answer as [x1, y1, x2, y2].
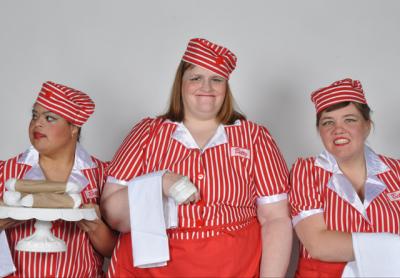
[198, 174, 204, 180]
[197, 200, 206, 207]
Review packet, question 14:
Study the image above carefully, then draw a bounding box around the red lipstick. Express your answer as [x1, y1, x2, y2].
[33, 132, 46, 140]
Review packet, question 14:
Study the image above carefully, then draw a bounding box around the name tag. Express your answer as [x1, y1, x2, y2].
[231, 147, 250, 159]
[85, 188, 99, 199]
[387, 191, 400, 201]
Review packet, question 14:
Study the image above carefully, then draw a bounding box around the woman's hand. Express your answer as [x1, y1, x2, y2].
[162, 171, 183, 195]
[162, 172, 200, 204]
[77, 203, 102, 233]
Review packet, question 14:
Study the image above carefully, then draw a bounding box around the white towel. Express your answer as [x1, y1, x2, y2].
[342, 232, 400, 277]
[128, 171, 178, 268]
[0, 231, 16, 277]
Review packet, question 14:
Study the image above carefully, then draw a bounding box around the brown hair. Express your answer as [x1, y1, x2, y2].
[316, 101, 372, 126]
[159, 61, 246, 124]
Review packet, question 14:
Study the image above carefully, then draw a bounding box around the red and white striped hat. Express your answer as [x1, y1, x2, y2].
[182, 38, 237, 80]
[36, 81, 95, 127]
[311, 78, 367, 114]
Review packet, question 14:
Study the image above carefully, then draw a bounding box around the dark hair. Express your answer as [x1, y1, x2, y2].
[159, 61, 246, 124]
[76, 127, 81, 142]
[316, 101, 372, 126]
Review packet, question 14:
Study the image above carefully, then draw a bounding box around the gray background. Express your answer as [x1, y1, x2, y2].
[1, 0, 399, 275]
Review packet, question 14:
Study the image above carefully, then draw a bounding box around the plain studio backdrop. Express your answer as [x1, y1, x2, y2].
[1, 0, 399, 276]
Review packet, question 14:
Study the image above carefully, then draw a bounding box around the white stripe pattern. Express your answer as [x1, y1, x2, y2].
[182, 38, 237, 80]
[311, 78, 367, 113]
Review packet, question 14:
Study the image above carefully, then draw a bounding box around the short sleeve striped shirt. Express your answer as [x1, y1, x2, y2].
[289, 147, 400, 259]
[107, 118, 289, 233]
[106, 118, 289, 276]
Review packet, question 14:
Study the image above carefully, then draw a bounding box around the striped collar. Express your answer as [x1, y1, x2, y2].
[169, 120, 241, 151]
[315, 145, 390, 222]
[17, 143, 95, 190]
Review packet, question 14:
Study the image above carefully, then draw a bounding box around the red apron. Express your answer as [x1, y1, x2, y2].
[296, 258, 346, 278]
[111, 219, 261, 278]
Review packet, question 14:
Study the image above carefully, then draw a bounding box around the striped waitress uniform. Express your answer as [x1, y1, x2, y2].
[289, 146, 400, 277]
[0, 145, 107, 278]
[107, 117, 289, 277]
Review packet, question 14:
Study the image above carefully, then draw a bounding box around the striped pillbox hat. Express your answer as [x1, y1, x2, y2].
[182, 38, 237, 80]
[311, 78, 367, 114]
[36, 81, 95, 127]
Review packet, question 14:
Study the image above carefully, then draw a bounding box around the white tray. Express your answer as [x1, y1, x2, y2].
[0, 206, 97, 253]
[0, 206, 97, 221]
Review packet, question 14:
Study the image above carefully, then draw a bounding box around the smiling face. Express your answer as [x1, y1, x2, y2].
[29, 103, 78, 156]
[318, 102, 371, 164]
[181, 65, 227, 121]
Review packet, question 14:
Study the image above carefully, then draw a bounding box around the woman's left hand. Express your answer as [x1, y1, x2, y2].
[77, 203, 102, 233]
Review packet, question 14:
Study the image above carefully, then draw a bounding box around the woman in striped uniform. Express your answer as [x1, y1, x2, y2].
[0, 81, 117, 277]
[101, 38, 292, 277]
[289, 78, 400, 277]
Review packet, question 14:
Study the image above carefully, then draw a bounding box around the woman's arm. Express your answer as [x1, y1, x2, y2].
[100, 172, 193, 233]
[100, 182, 130, 232]
[257, 199, 293, 277]
[294, 213, 354, 262]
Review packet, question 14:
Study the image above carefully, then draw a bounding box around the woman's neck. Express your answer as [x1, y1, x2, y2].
[39, 144, 76, 182]
[183, 117, 220, 149]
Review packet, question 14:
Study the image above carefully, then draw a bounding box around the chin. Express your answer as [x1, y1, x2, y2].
[31, 143, 49, 153]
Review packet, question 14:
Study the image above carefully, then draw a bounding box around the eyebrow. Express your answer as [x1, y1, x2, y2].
[186, 72, 223, 78]
[320, 113, 359, 120]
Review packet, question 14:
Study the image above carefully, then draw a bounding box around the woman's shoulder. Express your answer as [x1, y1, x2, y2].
[234, 119, 264, 129]
[231, 119, 273, 136]
[129, 117, 174, 133]
[88, 155, 108, 169]
[378, 154, 400, 173]
[2, 153, 24, 166]
[0, 153, 27, 182]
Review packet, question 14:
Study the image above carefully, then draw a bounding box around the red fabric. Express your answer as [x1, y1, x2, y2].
[36, 81, 95, 127]
[310, 78, 367, 113]
[296, 258, 346, 278]
[182, 38, 237, 80]
[109, 219, 261, 278]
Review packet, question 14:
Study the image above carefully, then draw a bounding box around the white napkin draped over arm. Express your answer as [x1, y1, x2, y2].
[342, 232, 400, 277]
[0, 230, 16, 276]
[128, 171, 178, 268]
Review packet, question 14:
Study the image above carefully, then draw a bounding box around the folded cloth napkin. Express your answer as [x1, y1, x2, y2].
[19, 193, 81, 208]
[4, 179, 82, 208]
[342, 232, 400, 277]
[6, 178, 80, 193]
[128, 171, 178, 268]
[0, 231, 16, 276]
